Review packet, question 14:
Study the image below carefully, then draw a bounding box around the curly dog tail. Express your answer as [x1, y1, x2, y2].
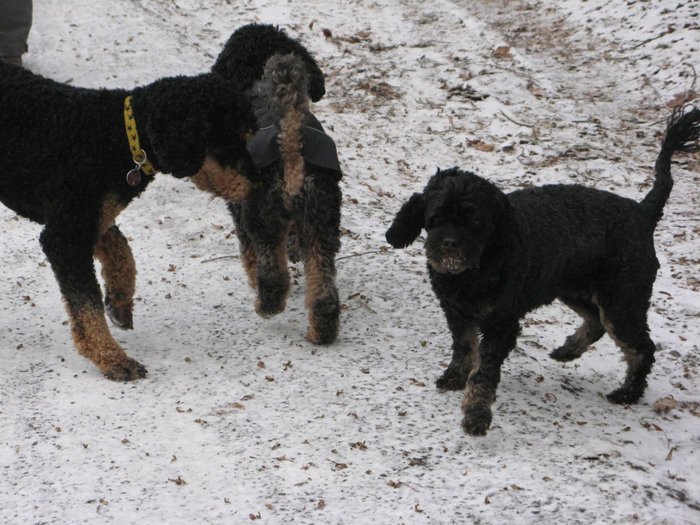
[641, 105, 700, 224]
[255, 53, 310, 202]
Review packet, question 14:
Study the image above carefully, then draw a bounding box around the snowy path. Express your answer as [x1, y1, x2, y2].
[1, 0, 699, 523]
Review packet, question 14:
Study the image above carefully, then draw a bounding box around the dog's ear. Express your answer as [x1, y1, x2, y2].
[147, 112, 206, 178]
[386, 193, 425, 248]
[140, 76, 211, 178]
[304, 59, 326, 102]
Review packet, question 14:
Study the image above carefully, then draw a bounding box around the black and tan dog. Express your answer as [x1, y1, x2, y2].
[213, 24, 343, 344]
[0, 62, 259, 380]
[386, 106, 700, 436]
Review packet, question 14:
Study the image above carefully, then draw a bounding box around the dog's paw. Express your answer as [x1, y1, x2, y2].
[606, 387, 642, 405]
[436, 367, 467, 390]
[255, 296, 286, 319]
[550, 340, 585, 362]
[103, 358, 148, 381]
[461, 403, 492, 436]
[105, 297, 134, 330]
[306, 297, 340, 345]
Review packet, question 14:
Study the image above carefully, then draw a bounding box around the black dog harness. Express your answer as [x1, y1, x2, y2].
[247, 106, 342, 178]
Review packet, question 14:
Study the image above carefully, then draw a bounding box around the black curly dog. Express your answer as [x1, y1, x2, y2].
[386, 106, 700, 436]
[0, 61, 259, 380]
[212, 24, 342, 344]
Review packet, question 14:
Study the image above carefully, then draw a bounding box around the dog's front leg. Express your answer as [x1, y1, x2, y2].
[40, 224, 146, 380]
[461, 321, 519, 436]
[94, 225, 136, 330]
[436, 307, 479, 391]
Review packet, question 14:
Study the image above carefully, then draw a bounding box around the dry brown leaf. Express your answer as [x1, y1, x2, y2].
[469, 139, 495, 152]
[528, 82, 545, 98]
[493, 45, 512, 59]
[666, 89, 697, 108]
[653, 396, 678, 414]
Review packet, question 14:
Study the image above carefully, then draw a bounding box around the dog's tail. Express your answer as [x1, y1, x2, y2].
[641, 105, 700, 224]
[255, 53, 310, 202]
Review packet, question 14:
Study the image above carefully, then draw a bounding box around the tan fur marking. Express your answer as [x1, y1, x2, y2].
[278, 108, 306, 206]
[191, 156, 252, 202]
[99, 195, 125, 234]
[569, 320, 600, 348]
[240, 243, 258, 289]
[303, 243, 337, 342]
[461, 328, 481, 375]
[598, 306, 645, 387]
[94, 226, 136, 314]
[461, 379, 496, 412]
[93, 197, 135, 325]
[68, 304, 130, 372]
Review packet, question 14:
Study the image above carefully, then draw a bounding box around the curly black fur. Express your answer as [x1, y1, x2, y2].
[0, 61, 259, 380]
[214, 26, 342, 345]
[212, 23, 325, 102]
[386, 106, 700, 436]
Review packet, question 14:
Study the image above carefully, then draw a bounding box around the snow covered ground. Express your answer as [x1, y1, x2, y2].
[1, 0, 699, 523]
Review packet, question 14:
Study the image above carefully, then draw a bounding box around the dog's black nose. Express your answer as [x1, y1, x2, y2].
[442, 237, 458, 250]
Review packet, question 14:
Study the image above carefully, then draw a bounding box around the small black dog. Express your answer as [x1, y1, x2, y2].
[386, 106, 700, 436]
[0, 62, 259, 380]
[213, 24, 343, 344]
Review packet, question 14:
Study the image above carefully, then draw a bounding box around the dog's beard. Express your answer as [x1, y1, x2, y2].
[428, 254, 468, 274]
[426, 238, 485, 274]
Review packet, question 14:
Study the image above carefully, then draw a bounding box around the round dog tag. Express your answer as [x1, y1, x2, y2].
[126, 168, 141, 186]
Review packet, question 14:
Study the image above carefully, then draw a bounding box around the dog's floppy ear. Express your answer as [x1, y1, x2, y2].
[385, 193, 425, 248]
[304, 58, 326, 102]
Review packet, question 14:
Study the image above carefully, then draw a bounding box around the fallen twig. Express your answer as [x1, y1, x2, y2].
[201, 255, 239, 263]
[499, 109, 534, 128]
[336, 250, 386, 262]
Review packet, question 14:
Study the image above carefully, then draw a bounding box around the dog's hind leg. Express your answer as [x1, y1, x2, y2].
[595, 254, 658, 404]
[40, 219, 146, 381]
[228, 202, 258, 289]
[436, 308, 479, 391]
[253, 225, 291, 319]
[461, 320, 519, 436]
[597, 297, 656, 404]
[232, 183, 291, 318]
[94, 225, 135, 330]
[550, 295, 605, 362]
[297, 175, 341, 344]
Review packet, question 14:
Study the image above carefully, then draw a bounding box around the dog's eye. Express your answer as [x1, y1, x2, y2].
[428, 216, 444, 228]
[470, 215, 482, 229]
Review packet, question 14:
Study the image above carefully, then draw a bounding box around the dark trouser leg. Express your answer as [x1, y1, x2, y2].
[0, 0, 33, 57]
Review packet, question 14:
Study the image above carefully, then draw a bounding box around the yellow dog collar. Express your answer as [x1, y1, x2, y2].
[123, 95, 156, 185]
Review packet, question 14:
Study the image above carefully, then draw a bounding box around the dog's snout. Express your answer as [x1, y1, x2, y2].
[442, 237, 458, 250]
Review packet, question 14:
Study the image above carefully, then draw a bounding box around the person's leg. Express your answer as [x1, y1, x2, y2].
[0, 0, 33, 64]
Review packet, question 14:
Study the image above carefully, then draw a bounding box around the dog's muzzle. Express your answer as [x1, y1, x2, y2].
[428, 253, 471, 274]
